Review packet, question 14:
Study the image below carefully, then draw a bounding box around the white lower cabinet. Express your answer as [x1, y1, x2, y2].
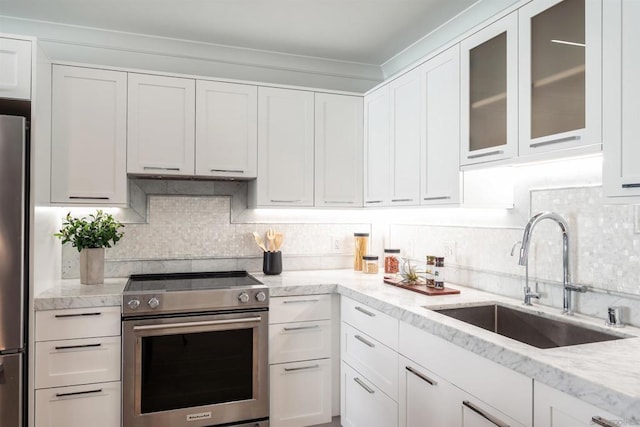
[533, 381, 619, 427]
[341, 361, 398, 427]
[34, 382, 121, 427]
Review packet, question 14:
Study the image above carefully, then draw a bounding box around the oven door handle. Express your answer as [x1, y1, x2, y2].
[132, 316, 262, 332]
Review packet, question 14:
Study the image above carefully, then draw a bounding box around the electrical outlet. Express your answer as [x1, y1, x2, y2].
[443, 241, 456, 261]
[331, 236, 343, 253]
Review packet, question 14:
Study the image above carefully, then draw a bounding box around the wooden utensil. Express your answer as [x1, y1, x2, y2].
[252, 231, 268, 252]
[274, 232, 283, 252]
[266, 229, 276, 252]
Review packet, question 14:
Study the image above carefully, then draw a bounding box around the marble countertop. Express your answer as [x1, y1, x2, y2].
[35, 269, 640, 421]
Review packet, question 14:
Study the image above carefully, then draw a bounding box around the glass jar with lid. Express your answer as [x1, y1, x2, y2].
[362, 255, 379, 274]
[353, 233, 369, 271]
[384, 249, 401, 275]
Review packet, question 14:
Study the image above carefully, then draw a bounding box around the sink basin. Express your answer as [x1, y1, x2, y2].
[433, 304, 628, 349]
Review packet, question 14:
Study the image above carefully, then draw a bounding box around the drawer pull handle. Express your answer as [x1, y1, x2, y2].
[54, 312, 102, 318]
[406, 366, 437, 386]
[68, 196, 109, 200]
[467, 150, 503, 159]
[622, 183, 640, 188]
[392, 198, 413, 203]
[56, 389, 103, 398]
[283, 325, 319, 332]
[423, 196, 451, 201]
[354, 334, 375, 348]
[463, 400, 509, 427]
[55, 343, 102, 351]
[284, 364, 319, 372]
[270, 200, 302, 203]
[353, 377, 375, 394]
[354, 306, 375, 317]
[282, 299, 320, 304]
[143, 166, 181, 171]
[210, 169, 244, 174]
[591, 416, 621, 427]
[324, 201, 355, 204]
[365, 200, 383, 204]
[530, 135, 580, 148]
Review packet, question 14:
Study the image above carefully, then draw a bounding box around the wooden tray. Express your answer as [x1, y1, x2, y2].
[383, 276, 460, 296]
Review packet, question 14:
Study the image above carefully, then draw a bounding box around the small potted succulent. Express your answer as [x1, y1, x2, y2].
[55, 210, 124, 285]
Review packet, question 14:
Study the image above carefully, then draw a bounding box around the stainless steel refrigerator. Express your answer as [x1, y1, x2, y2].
[0, 115, 28, 427]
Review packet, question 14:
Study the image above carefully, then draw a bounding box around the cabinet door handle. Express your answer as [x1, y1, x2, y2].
[354, 306, 375, 317]
[591, 416, 621, 427]
[54, 312, 102, 318]
[405, 366, 437, 386]
[353, 377, 375, 394]
[270, 199, 302, 203]
[463, 401, 509, 427]
[55, 389, 102, 398]
[392, 198, 413, 203]
[282, 299, 319, 304]
[210, 169, 244, 174]
[467, 150, 503, 159]
[423, 196, 451, 201]
[55, 343, 102, 351]
[354, 334, 375, 348]
[283, 325, 319, 332]
[68, 196, 109, 200]
[622, 183, 640, 188]
[365, 200, 383, 204]
[284, 364, 319, 372]
[530, 135, 580, 148]
[143, 166, 181, 171]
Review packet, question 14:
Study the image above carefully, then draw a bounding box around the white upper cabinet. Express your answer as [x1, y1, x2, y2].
[519, 0, 602, 157]
[389, 69, 421, 206]
[51, 66, 127, 206]
[127, 73, 195, 176]
[256, 87, 314, 207]
[460, 13, 518, 166]
[196, 80, 257, 179]
[363, 86, 391, 207]
[603, 0, 640, 199]
[315, 93, 363, 207]
[0, 37, 31, 100]
[420, 45, 461, 205]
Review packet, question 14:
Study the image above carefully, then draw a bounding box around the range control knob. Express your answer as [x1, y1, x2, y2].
[148, 297, 160, 309]
[127, 299, 141, 310]
[255, 291, 267, 302]
[238, 292, 250, 303]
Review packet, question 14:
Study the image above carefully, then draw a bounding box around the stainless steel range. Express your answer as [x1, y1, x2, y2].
[121, 271, 269, 427]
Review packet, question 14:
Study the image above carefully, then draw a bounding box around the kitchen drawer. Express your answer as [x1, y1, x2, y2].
[341, 322, 398, 399]
[270, 294, 332, 324]
[35, 381, 121, 427]
[35, 306, 121, 341]
[269, 320, 331, 364]
[35, 336, 121, 389]
[399, 322, 532, 426]
[341, 361, 398, 427]
[341, 296, 398, 350]
[270, 359, 332, 427]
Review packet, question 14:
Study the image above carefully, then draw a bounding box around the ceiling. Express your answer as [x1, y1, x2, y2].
[0, 0, 480, 65]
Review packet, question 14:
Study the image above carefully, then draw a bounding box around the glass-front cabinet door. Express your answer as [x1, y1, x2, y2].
[519, 0, 602, 156]
[460, 13, 518, 166]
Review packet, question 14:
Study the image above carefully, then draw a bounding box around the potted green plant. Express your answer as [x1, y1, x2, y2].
[55, 210, 124, 285]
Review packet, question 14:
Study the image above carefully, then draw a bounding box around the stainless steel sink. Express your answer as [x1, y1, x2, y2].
[433, 304, 628, 349]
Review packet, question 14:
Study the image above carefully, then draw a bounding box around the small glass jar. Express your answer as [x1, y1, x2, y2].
[362, 255, 379, 274]
[353, 233, 369, 271]
[434, 257, 445, 289]
[425, 256, 436, 287]
[384, 249, 401, 274]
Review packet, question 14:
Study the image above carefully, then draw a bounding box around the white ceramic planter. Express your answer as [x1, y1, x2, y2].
[79, 247, 105, 285]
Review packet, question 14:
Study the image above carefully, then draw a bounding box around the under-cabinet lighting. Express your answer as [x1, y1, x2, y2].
[550, 39, 585, 47]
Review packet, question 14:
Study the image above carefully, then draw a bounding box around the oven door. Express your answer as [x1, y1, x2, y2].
[123, 309, 269, 427]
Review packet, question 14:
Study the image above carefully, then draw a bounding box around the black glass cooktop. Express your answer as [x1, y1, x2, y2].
[124, 271, 263, 293]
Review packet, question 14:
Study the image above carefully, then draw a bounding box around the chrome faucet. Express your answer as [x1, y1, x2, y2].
[518, 211, 586, 315]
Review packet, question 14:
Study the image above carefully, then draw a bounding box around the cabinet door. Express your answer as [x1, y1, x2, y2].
[534, 381, 620, 427]
[398, 356, 459, 427]
[603, 0, 640, 198]
[0, 38, 31, 100]
[257, 87, 314, 206]
[363, 86, 390, 207]
[519, 0, 602, 156]
[389, 69, 421, 206]
[460, 13, 518, 166]
[315, 93, 363, 207]
[128, 73, 195, 176]
[420, 45, 461, 205]
[341, 362, 397, 427]
[51, 66, 127, 205]
[35, 381, 121, 427]
[196, 80, 257, 178]
[270, 359, 332, 427]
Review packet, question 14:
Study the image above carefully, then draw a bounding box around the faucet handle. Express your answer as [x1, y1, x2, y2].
[566, 283, 587, 293]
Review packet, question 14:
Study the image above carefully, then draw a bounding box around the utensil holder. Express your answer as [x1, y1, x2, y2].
[263, 251, 282, 275]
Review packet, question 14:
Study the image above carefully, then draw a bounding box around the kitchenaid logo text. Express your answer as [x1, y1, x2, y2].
[186, 412, 212, 421]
